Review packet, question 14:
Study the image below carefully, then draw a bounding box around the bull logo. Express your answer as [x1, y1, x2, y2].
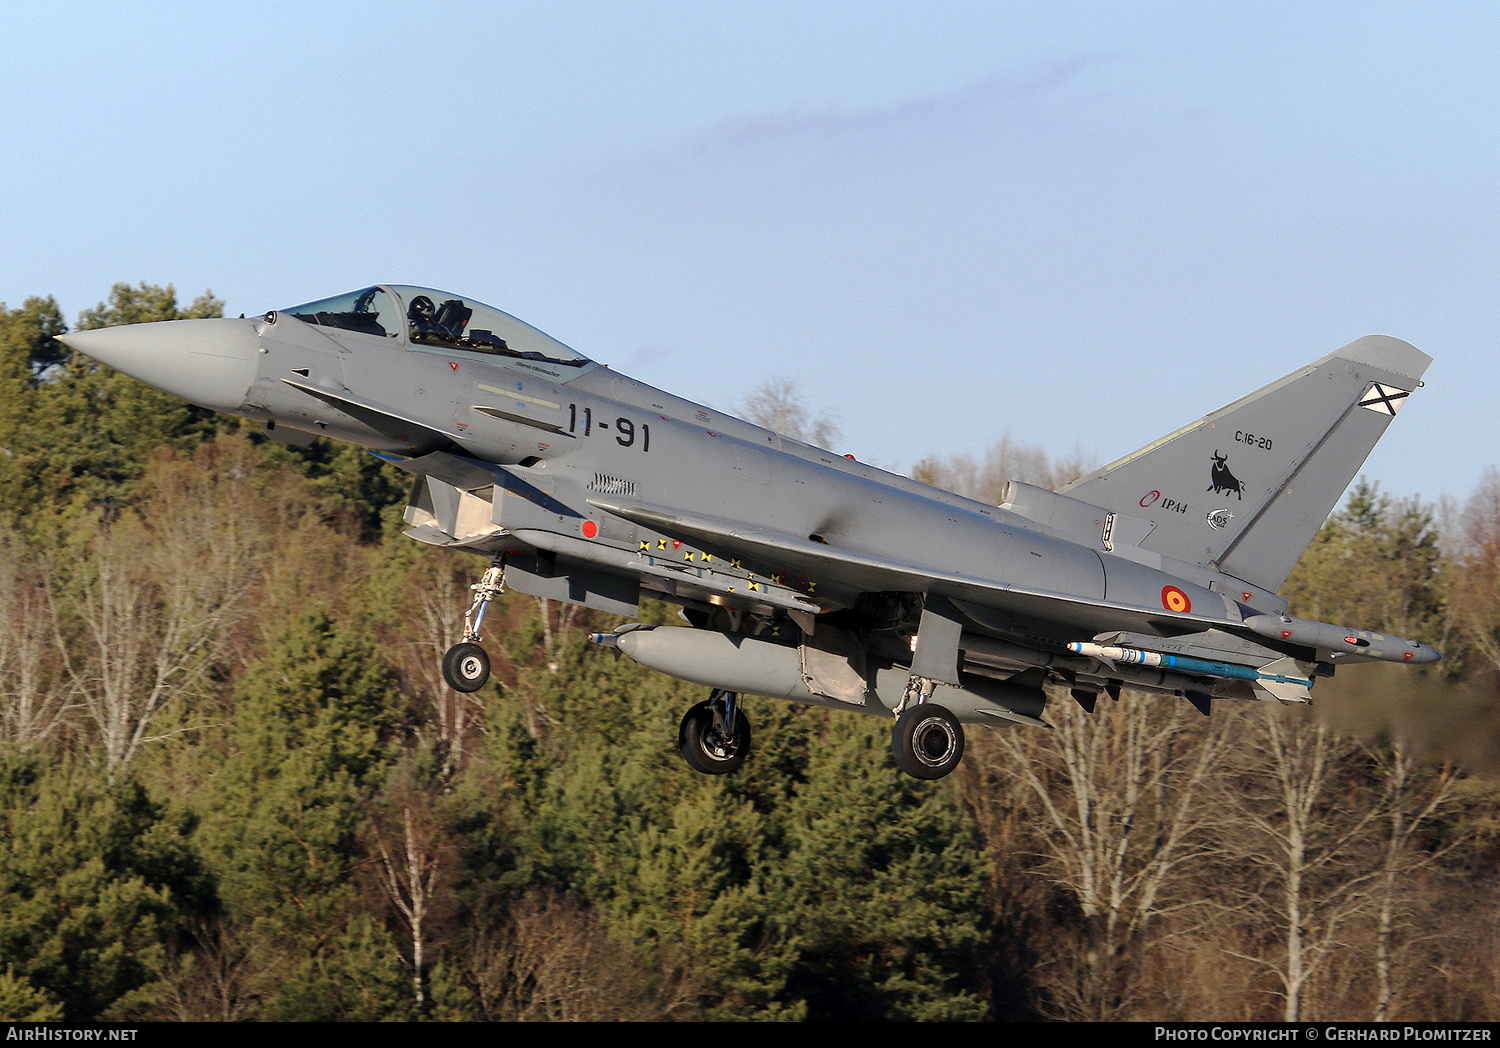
[1208, 451, 1244, 499]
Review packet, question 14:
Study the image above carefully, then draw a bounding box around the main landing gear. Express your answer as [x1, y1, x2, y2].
[441, 558, 505, 693]
[891, 701, 964, 780]
[679, 689, 752, 774]
[888, 594, 966, 779]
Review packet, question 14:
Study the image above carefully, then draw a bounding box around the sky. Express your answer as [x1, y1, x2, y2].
[3, 1, 1497, 506]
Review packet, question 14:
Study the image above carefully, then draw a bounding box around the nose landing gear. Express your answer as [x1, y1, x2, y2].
[441, 558, 505, 693]
[679, 689, 752, 774]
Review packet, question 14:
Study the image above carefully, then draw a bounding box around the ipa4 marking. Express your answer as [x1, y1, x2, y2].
[1140, 490, 1187, 514]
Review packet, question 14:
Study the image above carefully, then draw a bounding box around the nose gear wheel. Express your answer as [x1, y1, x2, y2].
[443, 642, 491, 693]
[679, 690, 752, 774]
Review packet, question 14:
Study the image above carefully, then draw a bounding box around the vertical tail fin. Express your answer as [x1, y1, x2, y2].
[1060, 335, 1432, 592]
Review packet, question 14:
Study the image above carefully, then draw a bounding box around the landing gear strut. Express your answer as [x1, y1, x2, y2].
[679, 689, 752, 774]
[889, 595, 966, 779]
[442, 557, 505, 693]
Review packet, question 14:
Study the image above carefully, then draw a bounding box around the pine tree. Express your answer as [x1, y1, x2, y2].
[1281, 479, 1446, 646]
[8, 283, 226, 526]
[769, 712, 988, 1020]
[0, 752, 212, 1020]
[197, 609, 410, 1018]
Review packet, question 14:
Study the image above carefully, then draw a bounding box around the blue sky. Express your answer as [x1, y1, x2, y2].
[4, 2, 1496, 505]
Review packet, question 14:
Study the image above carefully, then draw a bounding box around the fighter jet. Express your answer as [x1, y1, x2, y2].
[58, 284, 1439, 780]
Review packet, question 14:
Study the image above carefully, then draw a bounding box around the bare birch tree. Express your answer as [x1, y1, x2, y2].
[1218, 708, 1380, 1021]
[459, 891, 689, 1021]
[0, 540, 70, 749]
[375, 551, 480, 780]
[913, 434, 1095, 502]
[984, 688, 1229, 1018]
[417, 568, 469, 774]
[54, 438, 265, 773]
[372, 804, 448, 1010]
[1365, 739, 1459, 1021]
[738, 377, 841, 449]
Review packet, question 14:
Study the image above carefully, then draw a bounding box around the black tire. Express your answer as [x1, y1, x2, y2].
[892, 703, 964, 779]
[678, 699, 751, 775]
[443, 642, 490, 692]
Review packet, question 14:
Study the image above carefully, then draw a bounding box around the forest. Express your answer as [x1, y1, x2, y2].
[0, 283, 1497, 1022]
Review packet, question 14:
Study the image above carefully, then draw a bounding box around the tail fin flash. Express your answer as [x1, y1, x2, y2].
[1060, 335, 1432, 592]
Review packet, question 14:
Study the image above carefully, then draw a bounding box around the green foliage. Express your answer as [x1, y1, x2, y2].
[257, 437, 412, 540]
[470, 638, 989, 1020]
[198, 610, 411, 1018]
[1282, 479, 1448, 646]
[0, 966, 64, 1022]
[0, 283, 227, 529]
[205, 610, 401, 891]
[229, 607, 403, 784]
[263, 915, 416, 1021]
[0, 753, 212, 1021]
[0, 297, 67, 517]
[76, 282, 224, 330]
[769, 715, 987, 1021]
[9, 361, 193, 522]
[0, 295, 66, 387]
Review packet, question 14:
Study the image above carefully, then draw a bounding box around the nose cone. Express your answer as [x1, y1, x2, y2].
[1406, 642, 1443, 665]
[57, 317, 260, 412]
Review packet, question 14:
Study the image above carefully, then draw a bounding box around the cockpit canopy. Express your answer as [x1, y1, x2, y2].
[281, 285, 591, 368]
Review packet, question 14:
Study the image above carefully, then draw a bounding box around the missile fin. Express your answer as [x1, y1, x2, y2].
[1251, 677, 1313, 704]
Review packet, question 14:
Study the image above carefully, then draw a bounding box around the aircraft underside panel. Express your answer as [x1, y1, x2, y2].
[799, 625, 870, 705]
[501, 553, 642, 617]
[616, 626, 1049, 726]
